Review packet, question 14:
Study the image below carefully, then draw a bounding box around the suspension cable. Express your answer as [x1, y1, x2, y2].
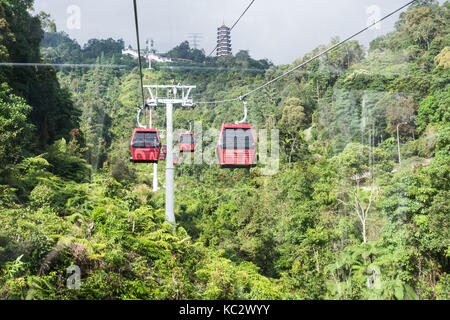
[133, 0, 146, 108]
[197, 0, 417, 105]
[207, 0, 256, 58]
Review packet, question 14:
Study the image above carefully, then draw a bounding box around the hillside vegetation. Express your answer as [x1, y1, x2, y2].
[0, 0, 448, 299]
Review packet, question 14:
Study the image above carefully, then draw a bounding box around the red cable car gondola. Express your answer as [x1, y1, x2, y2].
[173, 152, 179, 165]
[178, 132, 195, 152]
[159, 144, 166, 161]
[216, 123, 257, 168]
[130, 128, 161, 163]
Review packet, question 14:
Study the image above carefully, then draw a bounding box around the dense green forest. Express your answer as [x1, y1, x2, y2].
[0, 0, 448, 300]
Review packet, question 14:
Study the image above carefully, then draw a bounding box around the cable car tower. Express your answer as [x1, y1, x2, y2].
[144, 84, 196, 226]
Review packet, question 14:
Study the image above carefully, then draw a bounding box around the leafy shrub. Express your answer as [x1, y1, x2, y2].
[110, 158, 135, 183]
[0, 185, 18, 207]
[30, 184, 55, 209]
[45, 139, 91, 183]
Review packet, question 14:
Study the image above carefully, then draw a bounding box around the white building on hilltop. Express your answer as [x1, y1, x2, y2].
[122, 46, 172, 63]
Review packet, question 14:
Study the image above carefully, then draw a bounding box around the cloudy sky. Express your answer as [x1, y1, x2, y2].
[32, 0, 438, 65]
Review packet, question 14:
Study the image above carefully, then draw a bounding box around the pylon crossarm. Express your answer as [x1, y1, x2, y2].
[144, 85, 196, 107]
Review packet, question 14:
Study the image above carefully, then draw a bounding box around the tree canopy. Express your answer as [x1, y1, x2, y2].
[0, 0, 449, 301]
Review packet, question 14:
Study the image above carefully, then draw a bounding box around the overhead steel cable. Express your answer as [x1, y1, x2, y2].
[0, 62, 126, 69]
[229, 0, 256, 32]
[133, 0, 146, 108]
[207, 0, 256, 58]
[158, 65, 266, 73]
[197, 0, 418, 105]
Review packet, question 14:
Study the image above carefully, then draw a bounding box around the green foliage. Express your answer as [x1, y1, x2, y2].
[0, 85, 34, 169]
[29, 184, 55, 209]
[336, 143, 392, 178]
[166, 41, 206, 63]
[45, 139, 91, 183]
[0, 185, 18, 207]
[41, 33, 129, 66]
[0, 0, 80, 149]
[435, 273, 450, 300]
[415, 91, 450, 132]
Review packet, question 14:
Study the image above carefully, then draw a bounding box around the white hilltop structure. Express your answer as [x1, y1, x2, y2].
[122, 45, 172, 63]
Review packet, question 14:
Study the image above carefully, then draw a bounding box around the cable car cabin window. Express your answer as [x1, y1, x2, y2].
[180, 134, 194, 144]
[132, 132, 159, 148]
[222, 128, 255, 150]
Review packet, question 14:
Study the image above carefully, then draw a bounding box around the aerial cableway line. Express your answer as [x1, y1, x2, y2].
[133, 0, 147, 109]
[0, 62, 126, 69]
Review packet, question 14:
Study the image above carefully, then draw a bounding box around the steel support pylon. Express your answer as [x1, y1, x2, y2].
[144, 84, 196, 226]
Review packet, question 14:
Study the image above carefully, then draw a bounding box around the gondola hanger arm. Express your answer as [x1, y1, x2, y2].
[136, 105, 146, 128]
[235, 100, 248, 124]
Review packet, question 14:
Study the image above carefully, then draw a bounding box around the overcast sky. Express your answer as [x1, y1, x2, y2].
[32, 0, 442, 65]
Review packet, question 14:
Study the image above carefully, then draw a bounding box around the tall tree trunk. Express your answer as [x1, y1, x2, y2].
[362, 219, 367, 243]
[289, 136, 297, 164]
